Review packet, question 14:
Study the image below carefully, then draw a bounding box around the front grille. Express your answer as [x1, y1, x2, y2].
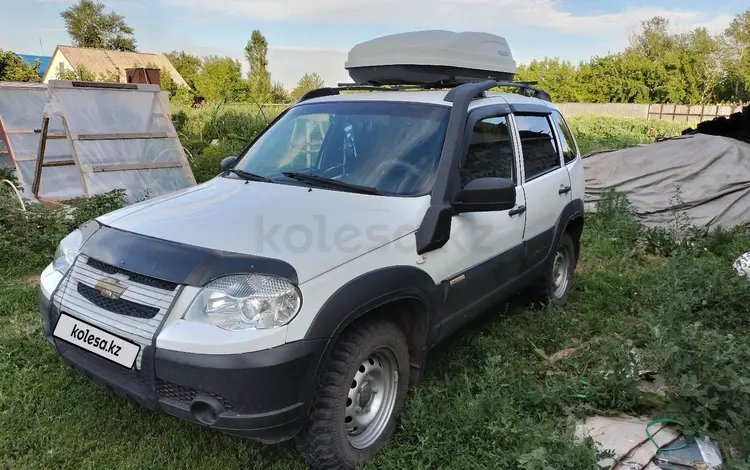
[52, 254, 179, 369]
[155, 378, 234, 410]
[77, 283, 160, 319]
[86, 258, 178, 291]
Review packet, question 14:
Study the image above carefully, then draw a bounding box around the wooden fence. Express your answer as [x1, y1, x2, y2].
[556, 102, 746, 123]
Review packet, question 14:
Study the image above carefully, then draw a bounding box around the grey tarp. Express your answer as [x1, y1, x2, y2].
[584, 134, 750, 229]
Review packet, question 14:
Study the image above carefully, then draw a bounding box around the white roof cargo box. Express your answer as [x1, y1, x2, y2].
[345, 30, 518, 86]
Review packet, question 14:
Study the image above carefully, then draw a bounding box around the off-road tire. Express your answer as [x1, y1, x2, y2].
[527, 231, 577, 307]
[295, 319, 410, 469]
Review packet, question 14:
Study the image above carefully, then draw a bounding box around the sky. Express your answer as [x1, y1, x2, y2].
[1, 0, 747, 89]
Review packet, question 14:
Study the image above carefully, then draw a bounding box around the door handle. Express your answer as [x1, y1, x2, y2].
[558, 186, 571, 195]
[509, 205, 526, 216]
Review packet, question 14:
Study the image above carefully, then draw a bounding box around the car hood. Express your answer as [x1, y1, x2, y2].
[96, 177, 430, 284]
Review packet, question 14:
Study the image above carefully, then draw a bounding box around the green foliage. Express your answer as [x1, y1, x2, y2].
[515, 10, 750, 104]
[0, 50, 41, 82]
[245, 29, 272, 103]
[190, 141, 246, 184]
[292, 72, 325, 101]
[567, 116, 685, 155]
[0, 167, 19, 186]
[56, 64, 120, 82]
[721, 9, 750, 102]
[0, 189, 127, 278]
[164, 50, 201, 90]
[193, 56, 247, 103]
[60, 0, 137, 52]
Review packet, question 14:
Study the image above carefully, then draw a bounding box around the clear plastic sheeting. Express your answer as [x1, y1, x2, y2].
[72, 139, 183, 171]
[0, 80, 194, 202]
[0, 82, 78, 199]
[45, 80, 195, 203]
[84, 167, 189, 201]
[54, 87, 174, 139]
[16, 160, 85, 199]
[0, 84, 48, 129]
[8, 134, 72, 160]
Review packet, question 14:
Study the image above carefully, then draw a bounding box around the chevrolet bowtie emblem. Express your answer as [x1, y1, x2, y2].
[96, 278, 127, 299]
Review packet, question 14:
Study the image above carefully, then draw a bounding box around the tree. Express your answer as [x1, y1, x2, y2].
[514, 59, 584, 102]
[193, 56, 246, 102]
[61, 0, 137, 52]
[292, 72, 325, 100]
[245, 29, 272, 102]
[164, 50, 201, 90]
[719, 8, 750, 102]
[0, 50, 41, 82]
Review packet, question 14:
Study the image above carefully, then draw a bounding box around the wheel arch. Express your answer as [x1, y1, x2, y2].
[303, 266, 441, 391]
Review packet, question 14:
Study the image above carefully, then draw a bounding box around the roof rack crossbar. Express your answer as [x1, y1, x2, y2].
[443, 80, 551, 103]
[298, 85, 404, 103]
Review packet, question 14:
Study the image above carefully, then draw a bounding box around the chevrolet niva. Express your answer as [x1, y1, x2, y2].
[38, 31, 584, 469]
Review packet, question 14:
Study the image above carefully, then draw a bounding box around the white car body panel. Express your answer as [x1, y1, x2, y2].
[97, 176, 432, 285]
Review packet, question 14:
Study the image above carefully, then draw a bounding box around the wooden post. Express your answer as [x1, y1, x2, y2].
[31, 117, 50, 198]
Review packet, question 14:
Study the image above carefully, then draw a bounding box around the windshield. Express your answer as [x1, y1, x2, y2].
[230, 101, 450, 196]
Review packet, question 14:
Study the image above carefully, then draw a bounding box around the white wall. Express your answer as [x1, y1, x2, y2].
[41, 49, 74, 83]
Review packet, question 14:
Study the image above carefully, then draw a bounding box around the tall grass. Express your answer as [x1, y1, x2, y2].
[568, 116, 686, 155]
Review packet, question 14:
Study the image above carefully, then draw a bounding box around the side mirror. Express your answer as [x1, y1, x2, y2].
[453, 177, 516, 213]
[220, 156, 237, 172]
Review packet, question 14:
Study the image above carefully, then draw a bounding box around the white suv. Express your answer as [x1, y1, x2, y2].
[38, 80, 584, 469]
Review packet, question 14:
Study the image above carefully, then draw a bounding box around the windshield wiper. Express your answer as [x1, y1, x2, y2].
[281, 172, 383, 195]
[226, 168, 273, 182]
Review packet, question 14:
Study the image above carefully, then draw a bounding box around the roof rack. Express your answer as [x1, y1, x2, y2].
[298, 80, 552, 104]
[444, 81, 551, 102]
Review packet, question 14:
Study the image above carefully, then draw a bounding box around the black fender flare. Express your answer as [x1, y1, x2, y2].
[551, 198, 585, 259]
[303, 265, 441, 342]
[302, 265, 441, 391]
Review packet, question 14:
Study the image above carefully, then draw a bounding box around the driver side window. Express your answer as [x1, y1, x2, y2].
[460, 115, 516, 188]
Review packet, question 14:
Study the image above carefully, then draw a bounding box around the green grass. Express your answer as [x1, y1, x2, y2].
[1, 118, 749, 469]
[567, 116, 687, 155]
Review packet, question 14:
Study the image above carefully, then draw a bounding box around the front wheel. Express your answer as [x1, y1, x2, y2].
[295, 319, 410, 469]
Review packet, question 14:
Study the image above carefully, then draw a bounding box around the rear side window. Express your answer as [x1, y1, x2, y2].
[550, 111, 578, 164]
[460, 115, 515, 187]
[514, 114, 561, 181]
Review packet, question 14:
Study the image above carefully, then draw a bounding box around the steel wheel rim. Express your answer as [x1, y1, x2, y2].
[344, 347, 399, 449]
[552, 245, 571, 298]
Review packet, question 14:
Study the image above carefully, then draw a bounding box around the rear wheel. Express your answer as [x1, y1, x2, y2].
[527, 231, 577, 307]
[295, 319, 409, 470]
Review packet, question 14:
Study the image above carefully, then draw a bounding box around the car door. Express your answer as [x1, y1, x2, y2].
[424, 106, 527, 339]
[550, 110, 585, 204]
[512, 112, 572, 273]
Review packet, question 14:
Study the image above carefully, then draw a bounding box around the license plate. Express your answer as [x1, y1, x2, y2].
[53, 313, 141, 369]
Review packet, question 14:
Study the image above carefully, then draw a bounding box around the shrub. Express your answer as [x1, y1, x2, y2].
[0, 189, 127, 278]
[190, 141, 247, 184]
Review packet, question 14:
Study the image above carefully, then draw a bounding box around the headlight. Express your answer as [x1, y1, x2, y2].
[53, 229, 84, 275]
[184, 274, 302, 331]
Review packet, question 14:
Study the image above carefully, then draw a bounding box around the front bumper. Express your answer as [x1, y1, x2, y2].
[39, 289, 326, 443]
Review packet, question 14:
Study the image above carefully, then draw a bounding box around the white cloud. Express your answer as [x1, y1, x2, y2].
[149, 0, 737, 89]
[161, 0, 724, 40]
